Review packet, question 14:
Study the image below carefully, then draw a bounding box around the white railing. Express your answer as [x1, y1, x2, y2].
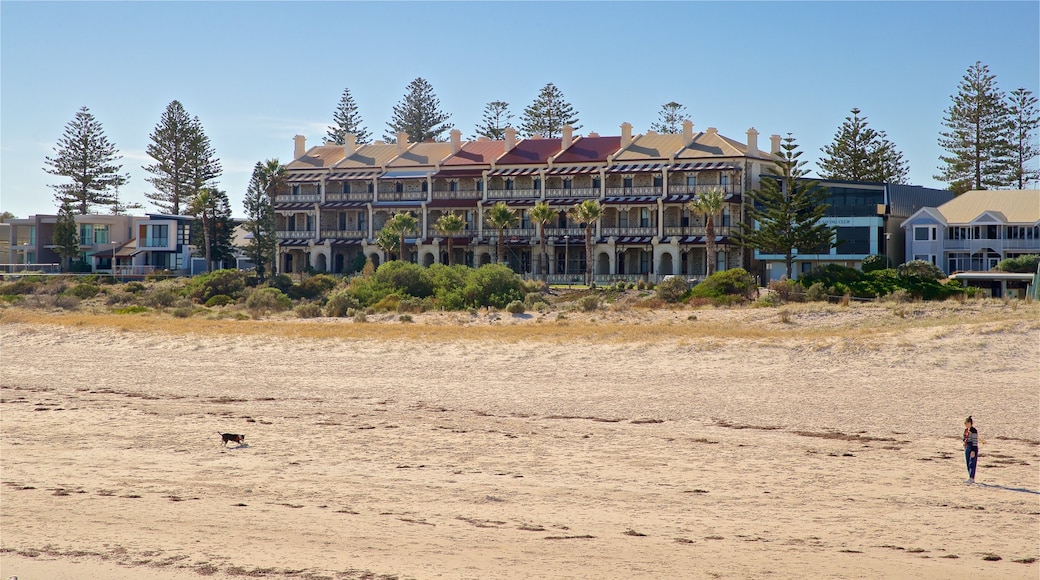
[486, 189, 539, 200]
[605, 187, 661, 196]
[277, 194, 321, 203]
[544, 187, 599, 198]
[602, 227, 657, 237]
[276, 230, 317, 239]
[432, 190, 483, 200]
[0, 263, 61, 274]
[320, 230, 366, 239]
[325, 193, 373, 202]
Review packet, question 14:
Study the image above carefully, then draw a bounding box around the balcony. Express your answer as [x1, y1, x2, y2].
[544, 187, 599, 199]
[602, 227, 657, 237]
[605, 186, 661, 196]
[376, 191, 428, 202]
[667, 184, 741, 195]
[320, 229, 366, 240]
[432, 189, 483, 200]
[943, 238, 1040, 251]
[325, 192, 373, 202]
[486, 188, 539, 200]
[544, 227, 586, 238]
[140, 238, 170, 248]
[277, 193, 321, 203]
[663, 225, 734, 238]
[277, 230, 317, 239]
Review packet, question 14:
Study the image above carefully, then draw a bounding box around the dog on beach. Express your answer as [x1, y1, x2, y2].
[218, 432, 246, 447]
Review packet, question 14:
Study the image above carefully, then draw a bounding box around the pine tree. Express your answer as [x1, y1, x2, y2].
[649, 102, 689, 134]
[736, 134, 836, 280]
[384, 78, 453, 143]
[53, 200, 80, 271]
[43, 106, 128, 214]
[818, 108, 909, 183]
[520, 83, 581, 138]
[1006, 88, 1040, 189]
[472, 101, 514, 140]
[936, 61, 1013, 194]
[327, 87, 371, 145]
[242, 160, 282, 280]
[144, 101, 222, 215]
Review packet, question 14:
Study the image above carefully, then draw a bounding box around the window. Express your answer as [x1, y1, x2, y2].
[316, 184, 322, 195]
[367, 182, 374, 194]
[619, 211, 629, 228]
[721, 207, 731, 227]
[914, 226, 933, 241]
[292, 185, 300, 196]
[343, 182, 351, 194]
[519, 209, 530, 229]
[358, 212, 367, 231]
[306, 215, 314, 231]
[476, 180, 483, 192]
[686, 175, 696, 188]
[505, 179, 514, 191]
[395, 182, 403, 193]
[653, 175, 662, 187]
[449, 181, 457, 193]
[836, 226, 871, 255]
[623, 177, 633, 189]
[563, 178, 572, 190]
[338, 212, 347, 230]
[534, 178, 542, 190]
[639, 208, 650, 228]
[94, 224, 109, 244]
[421, 181, 428, 193]
[178, 223, 191, 245]
[592, 177, 601, 188]
[720, 174, 729, 187]
[79, 224, 93, 244]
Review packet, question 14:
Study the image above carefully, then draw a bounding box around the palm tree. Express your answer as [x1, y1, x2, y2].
[530, 201, 556, 281]
[376, 227, 400, 261]
[258, 159, 287, 198]
[383, 212, 418, 262]
[484, 201, 518, 266]
[687, 187, 726, 276]
[567, 199, 604, 286]
[435, 212, 466, 266]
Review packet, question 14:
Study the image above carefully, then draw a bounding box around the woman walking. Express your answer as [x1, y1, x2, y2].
[963, 416, 979, 484]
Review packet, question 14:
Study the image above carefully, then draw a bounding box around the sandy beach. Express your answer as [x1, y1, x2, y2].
[1, 302, 1038, 579]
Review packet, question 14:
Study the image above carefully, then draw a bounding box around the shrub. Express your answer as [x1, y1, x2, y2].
[505, 300, 526, 314]
[373, 261, 433, 298]
[397, 296, 424, 314]
[897, 260, 945, 281]
[464, 264, 524, 309]
[0, 279, 39, 295]
[105, 291, 135, 306]
[204, 294, 236, 307]
[805, 282, 829, 302]
[123, 281, 146, 293]
[294, 303, 323, 318]
[754, 292, 783, 307]
[113, 305, 149, 314]
[349, 254, 368, 274]
[245, 287, 291, 316]
[187, 269, 248, 303]
[524, 292, 548, 308]
[861, 254, 891, 273]
[65, 283, 100, 299]
[325, 291, 361, 317]
[636, 279, 646, 291]
[266, 274, 294, 294]
[354, 311, 368, 323]
[767, 279, 803, 303]
[145, 269, 173, 281]
[141, 286, 179, 309]
[656, 276, 689, 303]
[689, 268, 756, 300]
[371, 293, 402, 312]
[288, 273, 338, 300]
[53, 294, 81, 310]
[399, 314, 413, 323]
[577, 295, 599, 312]
[171, 307, 193, 318]
[885, 289, 913, 303]
[995, 254, 1039, 273]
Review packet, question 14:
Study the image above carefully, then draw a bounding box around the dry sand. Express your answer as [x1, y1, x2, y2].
[1, 303, 1038, 579]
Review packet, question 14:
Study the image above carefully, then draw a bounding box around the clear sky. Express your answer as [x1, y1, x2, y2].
[2, 1, 1037, 219]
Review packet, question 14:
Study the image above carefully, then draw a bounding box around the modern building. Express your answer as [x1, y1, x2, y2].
[902, 189, 1040, 274]
[275, 121, 780, 282]
[753, 179, 954, 281]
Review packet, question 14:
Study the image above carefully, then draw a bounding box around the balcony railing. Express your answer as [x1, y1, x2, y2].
[432, 189, 483, 200]
[325, 192, 373, 202]
[605, 186, 661, 196]
[544, 187, 599, 198]
[140, 238, 169, 248]
[486, 188, 539, 200]
[663, 225, 735, 237]
[602, 227, 657, 237]
[320, 229, 366, 240]
[376, 191, 428, 202]
[666, 184, 741, 195]
[544, 227, 586, 238]
[277, 194, 321, 203]
[276, 230, 317, 239]
[943, 238, 1040, 251]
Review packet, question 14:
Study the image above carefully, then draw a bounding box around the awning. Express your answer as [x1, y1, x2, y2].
[481, 199, 536, 207]
[382, 169, 433, 180]
[427, 198, 481, 208]
[607, 163, 666, 174]
[669, 161, 738, 172]
[488, 166, 542, 177]
[327, 169, 381, 180]
[321, 201, 368, 209]
[432, 168, 487, 179]
[279, 239, 311, 247]
[274, 202, 315, 210]
[603, 196, 660, 204]
[546, 165, 603, 175]
[325, 239, 363, 246]
[283, 171, 325, 183]
[671, 235, 730, 244]
[372, 201, 423, 208]
[662, 193, 739, 203]
[612, 236, 654, 244]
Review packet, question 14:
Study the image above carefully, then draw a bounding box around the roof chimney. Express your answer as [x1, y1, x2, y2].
[504, 127, 517, 152]
[345, 133, 357, 155]
[682, 120, 694, 146]
[770, 134, 782, 155]
[293, 135, 306, 160]
[396, 132, 409, 154]
[746, 128, 759, 155]
[450, 129, 462, 154]
[562, 124, 574, 150]
[621, 122, 633, 148]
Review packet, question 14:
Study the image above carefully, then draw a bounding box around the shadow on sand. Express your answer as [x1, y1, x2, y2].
[976, 482, 1039, 495]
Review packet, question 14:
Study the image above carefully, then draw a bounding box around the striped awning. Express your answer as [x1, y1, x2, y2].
[671, 235, 729, 244]
[432, 168, 487, 179]
[427, 198, 481, 208]
[612, 236, 654, 244]
[382, 169, 433, 180]
[481, 198, 537, 207]
[669, 161, 738, 172]
[663, 193, 739, 203]
[488, 166, 541, 177]
[545, 197, 591, 206]
[546, 165, 603, 175]
[607, 163, 666, 174]
[327, 169, 381, 180]
[279, 239, 311, 247]
[325, 239, 363, 246]
[603, 196, 660, 204]
[283, 171, 325, 183]
[321, 201, 368, 209]
[274, 202, 314, 210]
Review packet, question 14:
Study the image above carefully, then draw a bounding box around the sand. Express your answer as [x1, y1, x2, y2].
[1, 303, 1038, 579]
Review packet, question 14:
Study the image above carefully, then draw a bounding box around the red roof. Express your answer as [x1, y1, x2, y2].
[441, 140, 505, 166]
[554, 136, 622, 164]
[496, 138, 563, 165]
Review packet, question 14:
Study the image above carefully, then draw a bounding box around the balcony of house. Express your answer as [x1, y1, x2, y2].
[320, 229, 367, 241]
[544, 187, 599, 199]
[279, 183, 322, 204]
[544, 226, 586, 238]
[276, 230, 318, 240]
[666, 182, 742, 196]
[486, 188, 539, 200]
[943, 238, 1040, 251]
[431, 188, 483, 200]
[662, 225, 736, 238]
[325, 192, 373, 202]
[604, 186, 662, 196]
[602, 226, 658, 237]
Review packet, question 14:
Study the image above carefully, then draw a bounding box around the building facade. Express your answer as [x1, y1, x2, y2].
[276, 121, 780, 282]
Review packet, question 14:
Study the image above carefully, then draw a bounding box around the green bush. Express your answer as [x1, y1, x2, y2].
[65, 283, 100, 299]
[113, 305, 149, 314]
[463, 264, 523, 309]
[754, 292, 783, 307]
[524, 292, 548, 308]
[689, 268, 756, 300]
[145, 269, 174, 281]
[897, 260, 945, 281]
[371, 293, 402, 312]
[374, 261, 433, 298]
[187, 269, 248, 303]
[141, 286, 180, 309]
[266, 274, 294, 294]
[288, 273, 338, 300]
[325, 291, 361, 317]
[656, 276, 689, 303]
[105, 291, 135, 306]
[805, 282, 829, 302]
[171, 307, 193, 318]
[505, 300, 526, 314]
[294, 303, 323, 318]
[767, 279, 803, 303]
[577, 295, 599, 311]
[399, 314, 413, 323]
[245, 287, 291, 316]
[0, 279, 39, 295]
[204, 294, 236, 307]
[995, 254, 1039, 273]
[123, 281, 146, 293]
[861, 254, 891, 273]
[397, 296, 424, 314]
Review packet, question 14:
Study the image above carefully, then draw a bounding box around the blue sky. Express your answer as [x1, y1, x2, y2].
[2, 1, 1037, 219]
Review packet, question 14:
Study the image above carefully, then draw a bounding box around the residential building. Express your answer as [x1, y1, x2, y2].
[902, 189, 1040, 274]
[275, 121, 779, 283]
[754, 179, 954, 281]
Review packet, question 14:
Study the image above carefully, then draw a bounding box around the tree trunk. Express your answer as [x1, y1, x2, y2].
[399, 233, 406, 262]
[497, 229, 505, 264]
[584, 226, 593, 286]
[540, 227, 548, 281]
[447, 236, 454, 266]
[705, 216, 716, 276]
